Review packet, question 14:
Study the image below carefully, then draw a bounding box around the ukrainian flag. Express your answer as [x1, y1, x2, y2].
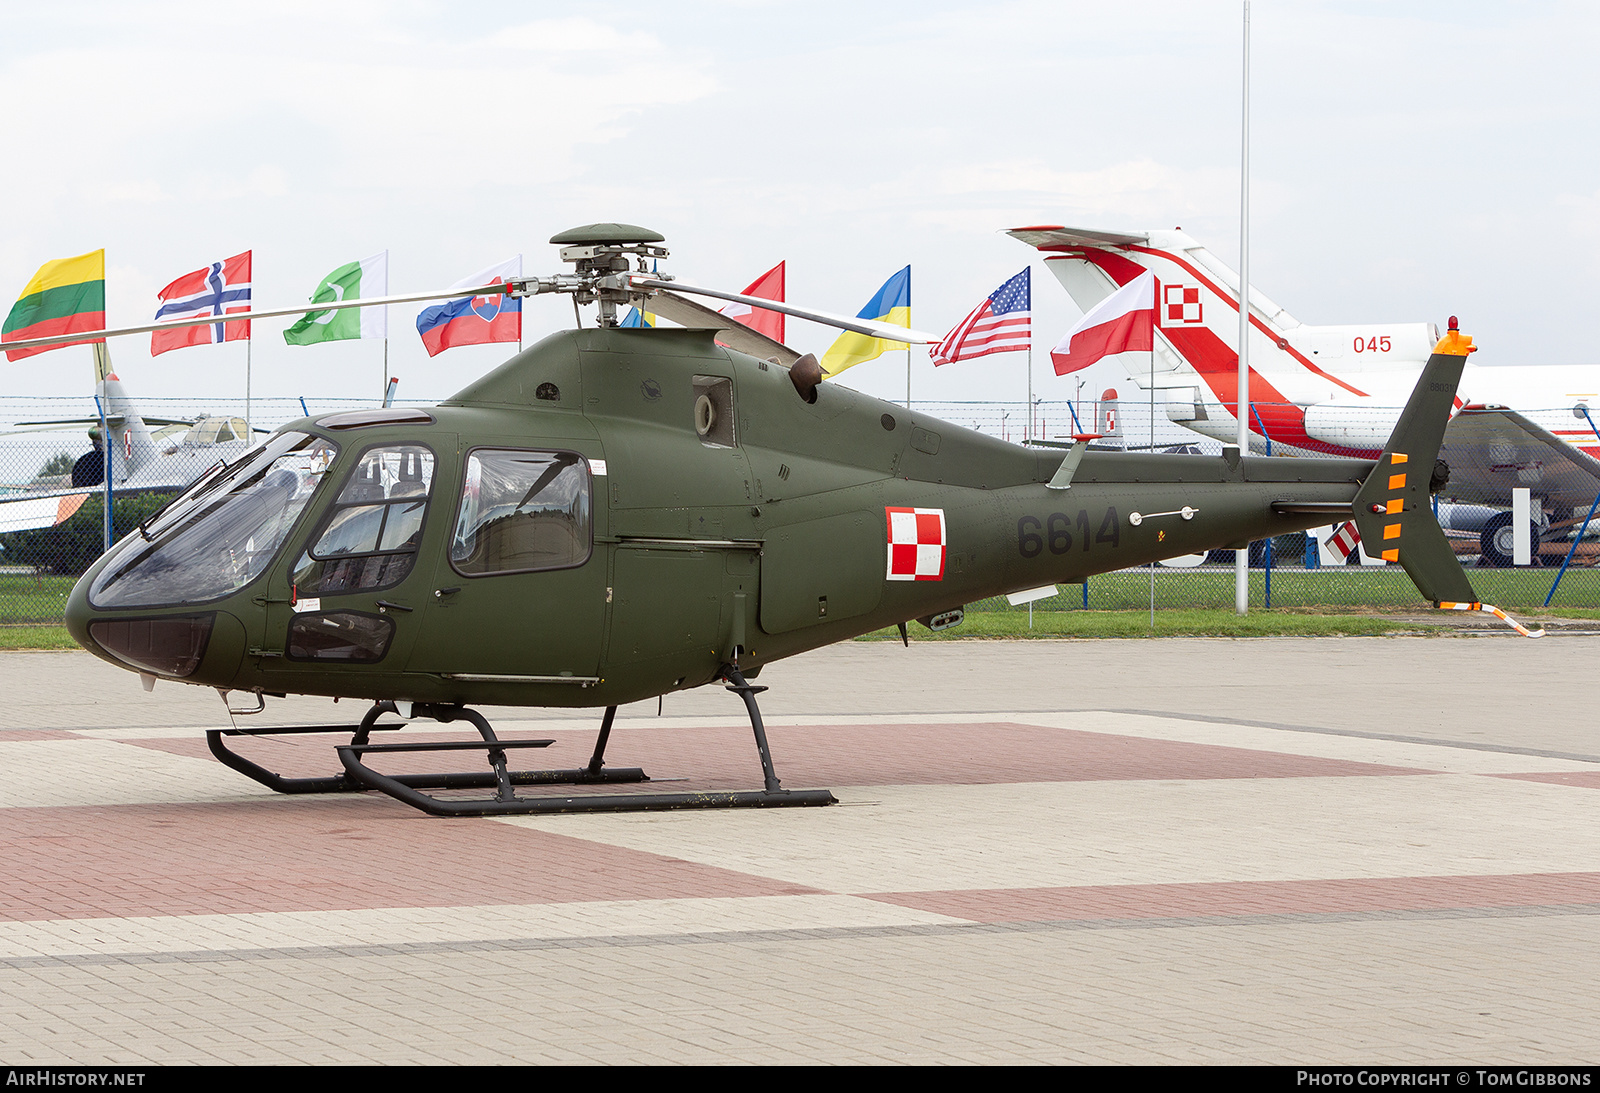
[819, 266, 910, 377]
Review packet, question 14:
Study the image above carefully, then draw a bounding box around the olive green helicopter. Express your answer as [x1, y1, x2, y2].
[9, 223, 1507, 816]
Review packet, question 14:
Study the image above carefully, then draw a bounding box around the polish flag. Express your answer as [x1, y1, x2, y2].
[718, 261, 785, 344]
[1051, 270, 1154, 375]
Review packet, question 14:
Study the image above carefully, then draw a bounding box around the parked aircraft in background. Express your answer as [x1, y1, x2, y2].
[1010, 225, 1600, 565]
[0, 344, 261, 533]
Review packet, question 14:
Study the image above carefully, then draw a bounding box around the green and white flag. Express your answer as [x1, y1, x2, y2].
[283, 251, 388, 345]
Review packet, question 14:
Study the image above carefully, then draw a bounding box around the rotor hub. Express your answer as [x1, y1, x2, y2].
[546, 224, 669, 325]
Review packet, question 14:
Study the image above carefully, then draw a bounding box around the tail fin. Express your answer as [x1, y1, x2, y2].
[1350, 325, 1477, 604]
[1097, 388, 1122, 442]
[96, 366, 159, 479]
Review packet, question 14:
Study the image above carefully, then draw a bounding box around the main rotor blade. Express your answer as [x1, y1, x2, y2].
[631, 278, 938, 344]
[642, 291, 801, 365]
[0, 284, 510, 355]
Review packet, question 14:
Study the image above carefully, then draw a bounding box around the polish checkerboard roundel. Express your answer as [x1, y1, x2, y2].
[1163, 283, 1203, 325]
[885, 506, 946, 581]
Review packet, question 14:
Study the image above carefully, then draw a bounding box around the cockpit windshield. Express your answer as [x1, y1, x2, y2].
[90, 432, 339, 608]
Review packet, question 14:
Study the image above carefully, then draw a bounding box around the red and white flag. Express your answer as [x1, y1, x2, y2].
[931, 268, 1030, 366]
[1051, 270, 1154, 375]
[885, 506, 946, 581]
[718, 261, 786, 344]
[1325, 521, 1362, 563]
[151, 252, 252, 356]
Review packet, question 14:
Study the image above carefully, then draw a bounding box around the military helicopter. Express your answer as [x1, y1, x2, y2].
[5, 223, 1514, 818]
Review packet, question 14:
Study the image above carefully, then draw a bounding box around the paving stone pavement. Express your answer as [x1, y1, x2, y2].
[1, 637, 1597, 1064]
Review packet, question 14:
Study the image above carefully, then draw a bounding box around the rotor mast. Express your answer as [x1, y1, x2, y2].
[542, 223, 669, 328]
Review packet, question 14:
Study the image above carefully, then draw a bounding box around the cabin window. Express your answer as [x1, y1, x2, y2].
[292, 445, 435, 596]
[89, 432, 338, 608]
[450, 449, 591, 577]
[286, 611, 395, 662]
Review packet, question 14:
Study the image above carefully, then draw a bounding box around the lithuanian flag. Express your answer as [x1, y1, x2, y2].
[2, 250, 106, 361]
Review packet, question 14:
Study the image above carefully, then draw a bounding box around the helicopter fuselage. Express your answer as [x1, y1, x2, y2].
[66, 327, 1371, 709]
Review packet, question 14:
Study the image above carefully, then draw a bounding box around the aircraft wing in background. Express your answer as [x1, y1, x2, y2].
[1440, 406, 1600, 511]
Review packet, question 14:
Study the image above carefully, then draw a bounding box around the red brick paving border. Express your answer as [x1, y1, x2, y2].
[1489, 771, 1600, 789]
[866, 872, 1600, 922]
[127, 721, 1428, 793]
[0, 798, 817, 921]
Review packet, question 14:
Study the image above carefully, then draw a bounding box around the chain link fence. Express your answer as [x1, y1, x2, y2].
[4, 396, 1598, 627]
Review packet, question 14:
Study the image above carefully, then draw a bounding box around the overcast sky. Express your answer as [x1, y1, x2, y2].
[2, 0, 1595, 413]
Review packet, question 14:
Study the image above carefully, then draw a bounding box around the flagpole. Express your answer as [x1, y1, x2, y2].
[245, 338, 252, 440]
[1027, 345, 1034, 441]
[1235, 0, 1251, 617]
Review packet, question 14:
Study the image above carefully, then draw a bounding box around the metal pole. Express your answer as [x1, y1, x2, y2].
[1027, 344, 1034, 440]
[1235, 0, 1252, 616]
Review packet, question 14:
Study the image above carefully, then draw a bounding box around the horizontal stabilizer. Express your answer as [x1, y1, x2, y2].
[1006, 226, 1150, 249]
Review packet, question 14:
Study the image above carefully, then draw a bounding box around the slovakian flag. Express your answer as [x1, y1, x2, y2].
[415, 256, 522, 357]
[2, 250, 106, 362]
[717, 260, 786, 344]
[152, 252, 252, 356]
[1051, 270, 1154, 375]
[931, 268, 1030, 366]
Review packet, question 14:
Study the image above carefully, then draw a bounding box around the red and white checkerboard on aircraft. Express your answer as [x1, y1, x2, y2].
[1011, 224, 1600, 565]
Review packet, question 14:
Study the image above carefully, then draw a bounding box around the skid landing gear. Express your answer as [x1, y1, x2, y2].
[206, 668, 835, 816]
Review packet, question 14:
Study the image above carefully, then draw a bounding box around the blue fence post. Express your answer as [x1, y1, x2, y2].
[94, 393, 112, 552]
[1547, 406, 1600, 606]
[1546, 490, 1600, 607]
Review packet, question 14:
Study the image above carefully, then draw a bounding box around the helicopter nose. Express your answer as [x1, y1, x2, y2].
[66, 581, 248, 687]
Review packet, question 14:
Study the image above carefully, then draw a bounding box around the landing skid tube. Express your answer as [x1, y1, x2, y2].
[208, 667, 836, 816]
[206, 702, 647, 797]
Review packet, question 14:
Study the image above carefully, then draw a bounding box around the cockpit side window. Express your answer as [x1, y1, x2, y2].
[292, 444, 436, 596]
[450, 449, 591, 577]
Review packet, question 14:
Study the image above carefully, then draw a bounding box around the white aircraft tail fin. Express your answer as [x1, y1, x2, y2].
[94, 349, 159, 481]
[1009, 225, 1439, 449]
[1095, 387, 1123, 443]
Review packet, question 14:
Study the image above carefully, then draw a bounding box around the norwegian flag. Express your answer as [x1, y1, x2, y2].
[1325, 521, 1362, 563]
[886, 506, 946, 581]
[931, 268, 1031, 366]
[151, 252, 252, 356]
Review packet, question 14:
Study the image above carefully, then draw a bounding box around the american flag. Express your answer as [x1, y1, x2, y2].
[151, 252, 252, 356]
[930, 267, 1031, 366]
